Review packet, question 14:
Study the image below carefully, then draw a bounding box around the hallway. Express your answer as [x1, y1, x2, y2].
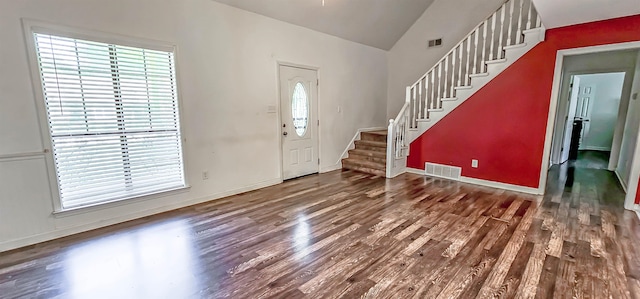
[543, 149, 639, 297]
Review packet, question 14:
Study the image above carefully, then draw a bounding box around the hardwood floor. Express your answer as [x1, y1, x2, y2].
[1, 161, 639, 298]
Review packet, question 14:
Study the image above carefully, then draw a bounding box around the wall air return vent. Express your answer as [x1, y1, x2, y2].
[425, 162, 462, 180]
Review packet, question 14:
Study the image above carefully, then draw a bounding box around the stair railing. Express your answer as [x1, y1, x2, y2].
[386, 0, 542, 178]
[386, 87, 411, 178]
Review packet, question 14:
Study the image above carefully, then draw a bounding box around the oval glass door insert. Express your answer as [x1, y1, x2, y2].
[292, 82, 309, 137]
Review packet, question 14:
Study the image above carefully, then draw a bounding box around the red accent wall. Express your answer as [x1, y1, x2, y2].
[408, 14, 640, 188]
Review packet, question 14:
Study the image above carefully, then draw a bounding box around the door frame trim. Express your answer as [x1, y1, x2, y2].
[276, 61, 321, 181]
[540, 41, 640, 210]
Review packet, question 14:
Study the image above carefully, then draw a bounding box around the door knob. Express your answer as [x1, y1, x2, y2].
[283, 131, 288, 136]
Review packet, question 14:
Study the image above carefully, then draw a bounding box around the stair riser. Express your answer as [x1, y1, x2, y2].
[348, 153, 386, 164]
[355, 144, 386, 153]
[360, 132, 387, 143]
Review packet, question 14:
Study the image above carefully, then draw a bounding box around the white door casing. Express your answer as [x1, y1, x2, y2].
[279, 65, 319, 180]
[560, 76, 581, 163]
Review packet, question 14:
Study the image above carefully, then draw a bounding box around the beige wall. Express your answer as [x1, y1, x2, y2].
[0, 0, 388, 251]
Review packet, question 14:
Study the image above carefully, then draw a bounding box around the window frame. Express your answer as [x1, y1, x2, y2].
[22, 19, 190, 213]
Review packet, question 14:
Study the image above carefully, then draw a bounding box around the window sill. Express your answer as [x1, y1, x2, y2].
[52, 185, 191, 218]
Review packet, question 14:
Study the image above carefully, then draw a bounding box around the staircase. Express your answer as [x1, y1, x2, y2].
[342, 130, 388, 176]
[340, 0, 545, 178]
[385, 0, 546, 178]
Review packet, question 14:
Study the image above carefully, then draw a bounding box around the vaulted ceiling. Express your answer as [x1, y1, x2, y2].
[211, 0, 640, 50]
[533, 0, 640, 28]
[210, 0, 436, 50]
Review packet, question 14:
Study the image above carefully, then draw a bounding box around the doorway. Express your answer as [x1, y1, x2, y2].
[556, 72, 626, 169]
[279, 65, 319, 180]
[542, 46, 640, 211]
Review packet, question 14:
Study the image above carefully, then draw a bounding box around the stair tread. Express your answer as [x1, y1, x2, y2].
[486, 58, 507, 64]
[342, 166, 385, 176]
[469, 72, 489, 78]
[365, 130, 388, 136]
[349, 149, 387, 158]
[523, 27, 544, 34]
[354, 140, 387, 147]
[342, 158, 386, 169]
[504, 43, 527, 50]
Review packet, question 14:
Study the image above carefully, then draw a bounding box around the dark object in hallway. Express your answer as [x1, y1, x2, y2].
[568, 118, 583, 160]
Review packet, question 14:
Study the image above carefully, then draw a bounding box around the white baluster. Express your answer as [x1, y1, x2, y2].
[498, 3, 506, 58]
[536, 11, 541, 28]
[450, 49, 457, 97]
[473, 27, 479, 74]
[412, 86, 417, 128]
[465, 36, 471, 85]
[526, 0, 533, 30]
[482, 20, 488, 72]
[396, 123, 401, 157]
[437, 64, 442, 109]
[444, 55, 449, 98]
[418, 80, 423, 119]
[423, 77, 429, 117]
[430, 71, 435, 110]
[507, 0, 515, 46]
[458, 41, 464, 87]
[489, 11, 497, 60]
[516, 0, 524, 43]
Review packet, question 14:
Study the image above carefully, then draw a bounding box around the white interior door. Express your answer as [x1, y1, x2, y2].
[280, 65, 319, 180]
[560, 76, 581, 163]
[576, 85, 595, 148]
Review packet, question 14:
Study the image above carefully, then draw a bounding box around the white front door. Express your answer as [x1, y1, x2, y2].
[279, 65, 319, 180]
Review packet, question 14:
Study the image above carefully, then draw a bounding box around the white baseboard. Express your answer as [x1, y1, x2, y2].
[320, 162, 341, 173]
[458, 176, 542, 195]
[406, 167, 425, 175]
[615, 170, 628, 192]
[403, 167, 541, 195]
[0, 178, 282, 253]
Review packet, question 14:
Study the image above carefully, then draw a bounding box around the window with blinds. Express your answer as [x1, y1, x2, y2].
[33, 33, 185, 210]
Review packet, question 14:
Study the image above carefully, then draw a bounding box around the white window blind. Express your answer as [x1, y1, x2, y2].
[34, 33, 185, 210]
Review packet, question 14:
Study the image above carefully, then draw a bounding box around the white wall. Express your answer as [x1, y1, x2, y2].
[618, 51, 640, 188]
[386, 0, 504, 119]
[550, 50, 637, 168]
[576, 73, 626, 151]
[0, 0, 388, 251]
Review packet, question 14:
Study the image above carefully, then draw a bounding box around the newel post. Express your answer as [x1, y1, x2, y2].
[386, 119, 394, 178]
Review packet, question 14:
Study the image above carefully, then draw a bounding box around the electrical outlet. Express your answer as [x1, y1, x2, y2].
[471, 159, 479, 168]
[202, 171, 209, 180]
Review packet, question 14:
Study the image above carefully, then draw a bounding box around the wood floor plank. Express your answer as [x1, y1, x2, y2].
[0, 152, 637, 298]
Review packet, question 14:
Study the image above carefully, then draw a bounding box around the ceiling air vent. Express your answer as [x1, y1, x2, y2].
[428, 38, 443, 48]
